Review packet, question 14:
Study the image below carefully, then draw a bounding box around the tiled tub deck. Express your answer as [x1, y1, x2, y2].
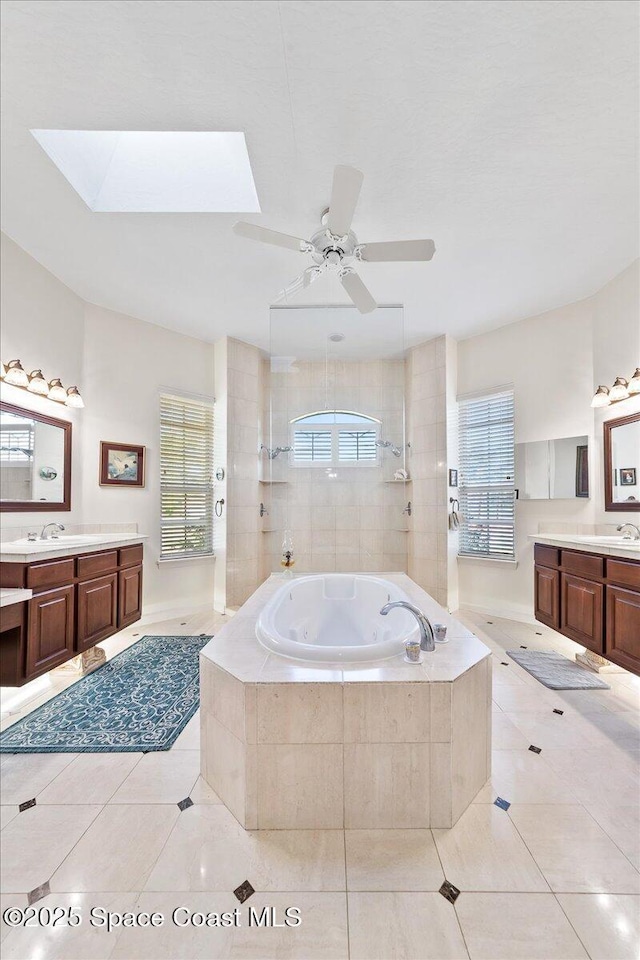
[200, 574, 492, 830]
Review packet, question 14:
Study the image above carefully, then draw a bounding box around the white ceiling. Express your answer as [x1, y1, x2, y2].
[1, 0, 638, 351]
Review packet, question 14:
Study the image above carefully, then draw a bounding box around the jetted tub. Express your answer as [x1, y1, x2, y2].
[255, 574, 419, 662]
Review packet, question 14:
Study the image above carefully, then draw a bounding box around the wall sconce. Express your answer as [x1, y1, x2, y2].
[1, 359, 85, 409]
[591, 369, 640, 408]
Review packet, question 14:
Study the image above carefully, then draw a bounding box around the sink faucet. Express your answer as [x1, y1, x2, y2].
[379, 601, 436, 652]
[40, 522, 65, 540]
[617, 523, 640, 541]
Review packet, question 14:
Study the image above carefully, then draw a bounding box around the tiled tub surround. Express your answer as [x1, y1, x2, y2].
[200, 573, 492, 830]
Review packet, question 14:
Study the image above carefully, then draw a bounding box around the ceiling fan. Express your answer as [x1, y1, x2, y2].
[233, 165, 436, 314]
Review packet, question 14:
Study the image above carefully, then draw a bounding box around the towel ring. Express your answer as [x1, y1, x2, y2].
[215, 499, 225, 517]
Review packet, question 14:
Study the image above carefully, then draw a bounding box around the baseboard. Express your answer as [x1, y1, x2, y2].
[456, 601, 539, 626]
[136, 600, 218, 625]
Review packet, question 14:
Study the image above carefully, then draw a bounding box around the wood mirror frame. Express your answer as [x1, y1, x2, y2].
[604, 410, 640, 512]
[0, 400, 72, 512]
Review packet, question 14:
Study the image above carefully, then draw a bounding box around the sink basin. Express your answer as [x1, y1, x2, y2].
[11, 535, 106, 547]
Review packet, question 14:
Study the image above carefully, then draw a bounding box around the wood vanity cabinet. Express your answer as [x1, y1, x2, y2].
[534, 544, 640, 675]
[0, 543, 143, 685]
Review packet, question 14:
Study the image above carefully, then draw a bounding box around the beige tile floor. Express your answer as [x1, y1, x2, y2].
[0, 607, 639, 959]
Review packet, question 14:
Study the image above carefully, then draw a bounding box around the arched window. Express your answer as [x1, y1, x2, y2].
[290, 411, 381, 465]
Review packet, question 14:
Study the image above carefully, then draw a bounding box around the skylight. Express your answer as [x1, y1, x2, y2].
[30, 130, 260, 212]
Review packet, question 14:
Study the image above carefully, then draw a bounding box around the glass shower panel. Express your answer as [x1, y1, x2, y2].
[265, 304, 407, 575]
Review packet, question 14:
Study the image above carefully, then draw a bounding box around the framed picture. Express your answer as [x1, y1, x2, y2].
[100, 442, 145, 487]
[448, 468, 458, 487]
[575, 445, 589, 498]
[620, 467, 637, 486]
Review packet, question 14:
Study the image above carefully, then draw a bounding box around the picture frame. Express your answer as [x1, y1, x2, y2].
[448, 468, 458, 487]
[99, 441, 145, 487]
[620, 467, 637, 486]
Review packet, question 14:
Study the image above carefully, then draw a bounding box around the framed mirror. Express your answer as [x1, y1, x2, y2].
[604, 411, 640, 512]
[0, 401, 71, 511]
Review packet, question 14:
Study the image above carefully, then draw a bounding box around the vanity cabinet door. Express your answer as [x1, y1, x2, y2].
[560, 573, 603, 653]
[534, 564, 560, 629]
[26, 585, 75, 679]
[77, 574, 118, 652]
[605, 585, 640, 674]
[118, 564, 143, 628]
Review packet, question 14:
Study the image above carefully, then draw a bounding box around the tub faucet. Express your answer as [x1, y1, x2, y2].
[617, 523, 640, 541]
[40, 522, 65, 540]
[379, 601, 436, 652]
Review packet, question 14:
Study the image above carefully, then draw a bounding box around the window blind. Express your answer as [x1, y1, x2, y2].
[293, 430, 332, 462]
[458, 390, 515, 559]
[338, 430, 377, 462]
[160, 394, 214, 559]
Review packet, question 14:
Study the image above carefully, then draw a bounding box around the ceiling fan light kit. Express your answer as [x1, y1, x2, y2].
[233, 164, 436, 314]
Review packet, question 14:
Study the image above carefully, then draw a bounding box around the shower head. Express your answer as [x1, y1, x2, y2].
[260, 444, 292, 460]
[376, 439, 402, 458]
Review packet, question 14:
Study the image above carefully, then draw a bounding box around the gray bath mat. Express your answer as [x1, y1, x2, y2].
[506, 650, 610, 690]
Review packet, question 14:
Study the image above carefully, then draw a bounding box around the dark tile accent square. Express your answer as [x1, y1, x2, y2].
[177, 797, 194, 811]
[181, 622, 187, 625]
[439, 881, 460, 904]
[234, 880, 255, 903]
[486, 621, 493, 624]
[529, 744, 542, 754]
[535, 632, 542, 636]
[19, 798, 36, 812]
[500, 662, 509, 666]
[520, 645, 527, 649]
[494, 796, 511, 811]
[553, 708, 564, 715]
[28, 881, 50, 905]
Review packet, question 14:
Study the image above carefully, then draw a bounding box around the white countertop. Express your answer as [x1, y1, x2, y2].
[201, 572, 491, 684]
[0, 587, 32, 607]
[0, 533, 147, 563]
[530, 533, 640, 560]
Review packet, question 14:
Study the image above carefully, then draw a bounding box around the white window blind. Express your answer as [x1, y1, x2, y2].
[160, 394, 214, 559]
[458, 390, 515, 559]
[293, 430, 332, 463]
[338, 430, 377, 462]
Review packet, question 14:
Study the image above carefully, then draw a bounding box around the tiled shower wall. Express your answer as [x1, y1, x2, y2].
[405, 335, 454, 608]
[260, 359, 410, 574]
[225, 338, 267, 608]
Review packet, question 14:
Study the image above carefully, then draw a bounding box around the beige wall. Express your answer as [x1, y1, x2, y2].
[456, 258, 639, 620]
[1, 233, 216, 614]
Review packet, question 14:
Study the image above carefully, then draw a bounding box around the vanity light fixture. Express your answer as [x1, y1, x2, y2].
[0, 358, 85, 408]
[65, 386, 85, 408]
[3, 359, 29, 387]
[591, 370, 639, 407]
[27, 369, 49, 395]
[47, 378, 67, 402]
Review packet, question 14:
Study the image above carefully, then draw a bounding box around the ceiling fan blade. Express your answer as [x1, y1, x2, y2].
[339, 270, 377, 314]
[328, 165, 364, 237]
[233, 221, 308, 252]
[358, 239, 436, 262]
[274, 265, 324, 304]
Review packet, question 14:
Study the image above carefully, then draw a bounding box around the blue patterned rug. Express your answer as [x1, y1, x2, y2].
[0, 635, 211, 753]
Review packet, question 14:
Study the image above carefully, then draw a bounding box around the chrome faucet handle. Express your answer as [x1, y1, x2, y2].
[380, 600, 436, 653]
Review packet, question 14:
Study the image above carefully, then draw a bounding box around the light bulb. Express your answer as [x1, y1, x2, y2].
[591, 385, 610, 408]
[47, 378, 67, 402]
[609, 377, 629, 402]
[27, 369, 49, 395]
[65, 386, 84, 408]
[3, 359, 29, 387]
[628, 368, 640, 394]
